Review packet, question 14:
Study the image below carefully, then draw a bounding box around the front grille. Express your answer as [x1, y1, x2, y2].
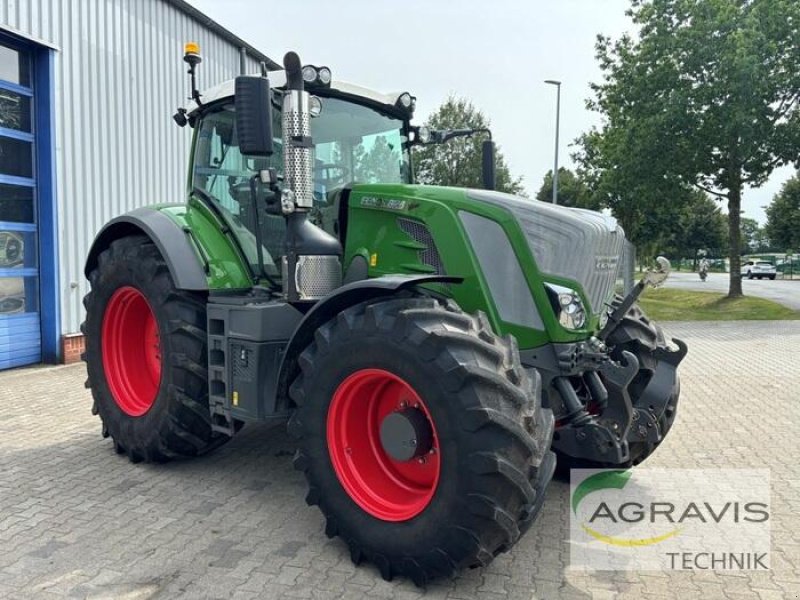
[397, 218, 446, 275]
[466, 190, 624, 314]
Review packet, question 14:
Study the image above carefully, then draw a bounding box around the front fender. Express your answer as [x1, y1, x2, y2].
[275, 274, 462, 409]
[84, 207, 209, 291]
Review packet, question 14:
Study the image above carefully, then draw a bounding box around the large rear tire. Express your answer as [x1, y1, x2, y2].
[83, 235, 227, 463]
[288, 296, 555, 585]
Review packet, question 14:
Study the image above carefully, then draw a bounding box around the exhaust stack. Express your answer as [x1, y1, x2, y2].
[282, 52, 314, 210]
[280, 51, 342, 302]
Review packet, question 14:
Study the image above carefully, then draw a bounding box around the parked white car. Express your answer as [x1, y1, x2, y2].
[741, 260, 777, 280]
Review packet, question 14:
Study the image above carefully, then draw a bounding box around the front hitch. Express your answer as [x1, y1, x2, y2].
[552, 350, 639, 464]
[549, 256, 688, 466]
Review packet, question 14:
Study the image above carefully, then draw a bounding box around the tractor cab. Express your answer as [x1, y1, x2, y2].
[182, 69, 415, 282]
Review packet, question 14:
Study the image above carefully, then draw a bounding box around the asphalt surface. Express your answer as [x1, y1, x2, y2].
[1, 321, 798, 599]
[664, 271, 800, 310]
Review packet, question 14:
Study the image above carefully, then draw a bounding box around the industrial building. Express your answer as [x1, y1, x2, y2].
[0, 0, 275, 369]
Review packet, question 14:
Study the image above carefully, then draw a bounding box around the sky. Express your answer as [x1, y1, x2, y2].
[187, 0, 794, 225]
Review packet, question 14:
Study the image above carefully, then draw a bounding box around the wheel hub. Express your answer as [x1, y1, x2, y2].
[326, 369, 440, 521]
[101, 286, 162, 417]
[380, 408, 434, 461]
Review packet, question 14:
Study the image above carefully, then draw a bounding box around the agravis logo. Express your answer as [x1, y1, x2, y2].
[569, 469, 771, 571]
[572, 470, 682, 547]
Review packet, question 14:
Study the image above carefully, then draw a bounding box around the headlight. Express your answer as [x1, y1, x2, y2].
[301, 65, 318, 83]
[308, 95, 322, 117]
[545, 283, 587, 330]
[317, 66, 332, 85]
[417, 126, 432, 144]
[301, 65, 332, 87]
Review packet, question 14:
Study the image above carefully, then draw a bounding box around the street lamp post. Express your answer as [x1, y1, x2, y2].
[544, 79, 561, 205]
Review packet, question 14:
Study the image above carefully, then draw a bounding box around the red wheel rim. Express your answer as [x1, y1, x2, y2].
[327, 369, 440, 521]
[101, 286, 162, 416]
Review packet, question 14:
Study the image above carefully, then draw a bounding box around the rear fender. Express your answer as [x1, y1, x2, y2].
[84, 207, 208, 290]
[276, 274, 462, 410]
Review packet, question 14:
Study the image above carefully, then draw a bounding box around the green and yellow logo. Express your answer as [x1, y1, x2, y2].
[572, 470, 682, 547]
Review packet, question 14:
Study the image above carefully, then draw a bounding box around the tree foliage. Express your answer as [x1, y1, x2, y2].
[765, 173, 800, 251]
[578, 0, 800, 297]
[354, 136, 402, 183]
[739, 217, 762, 252]
[662, 190, 728, 262]
[536, 168, 602, 210]
[414, 96, 524, 195]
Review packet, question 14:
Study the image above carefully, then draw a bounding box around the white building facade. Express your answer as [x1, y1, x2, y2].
[0, 0, 275, 368]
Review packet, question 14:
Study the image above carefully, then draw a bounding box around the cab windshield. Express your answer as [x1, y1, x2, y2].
[192, 96, 411, 278]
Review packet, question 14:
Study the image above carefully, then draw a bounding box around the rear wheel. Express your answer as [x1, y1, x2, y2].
[83, 235, 227, 463]
[289, 296, 555, 585]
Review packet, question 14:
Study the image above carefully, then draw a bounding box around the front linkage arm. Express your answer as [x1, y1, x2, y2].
[598, 256, 671, 343]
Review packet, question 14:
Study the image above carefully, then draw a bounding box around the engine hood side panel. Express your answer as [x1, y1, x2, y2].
[466, 190, 625, 314]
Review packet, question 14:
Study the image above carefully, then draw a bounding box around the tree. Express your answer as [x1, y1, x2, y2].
[535, 168, 601, 210]
[582, 0, 800, 297]
[414, 96, 524, 195]
[739, 217, 761, 253]
[765, 173, 800, 251]
[574, 130, 700, 261]
[663, 190, 728, 264]
[355, 136, 402, 183]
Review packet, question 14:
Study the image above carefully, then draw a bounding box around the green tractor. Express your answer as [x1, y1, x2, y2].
[82, 48, 686, 584]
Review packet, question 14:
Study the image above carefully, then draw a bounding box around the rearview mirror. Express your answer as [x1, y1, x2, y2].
[235, 75, 274, 156]
[482, 140, 496, 191]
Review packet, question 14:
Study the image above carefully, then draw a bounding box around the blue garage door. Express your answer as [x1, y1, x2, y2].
[0, 40, 41, 369]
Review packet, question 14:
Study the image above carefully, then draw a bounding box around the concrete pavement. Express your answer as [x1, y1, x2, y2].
[0, 322, 798, 599]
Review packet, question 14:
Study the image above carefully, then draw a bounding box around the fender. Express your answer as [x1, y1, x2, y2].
[84, 207, 208, 290]
[275, 274, 462, 409]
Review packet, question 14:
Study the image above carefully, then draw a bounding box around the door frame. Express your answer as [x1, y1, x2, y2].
[0, 28, 60, 363]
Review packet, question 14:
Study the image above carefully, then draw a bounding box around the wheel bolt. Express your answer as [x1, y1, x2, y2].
[418, 457, 426, 464]
[399, 400, 408, 409]
[429, 447, 437, 455]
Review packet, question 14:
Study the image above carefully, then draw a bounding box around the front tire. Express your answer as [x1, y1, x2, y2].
[288, 296, 555, 585]
[83, 235, 227, 463]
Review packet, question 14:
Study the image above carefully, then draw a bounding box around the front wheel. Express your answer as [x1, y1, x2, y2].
[288, 296, 554, 585]
[83, 235, 227, 463]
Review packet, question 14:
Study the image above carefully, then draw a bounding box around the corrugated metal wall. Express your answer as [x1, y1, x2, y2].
[0, 0, 263, 335]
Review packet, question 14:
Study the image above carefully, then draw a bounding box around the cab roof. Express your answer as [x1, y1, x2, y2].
[188, 69, 407, 117]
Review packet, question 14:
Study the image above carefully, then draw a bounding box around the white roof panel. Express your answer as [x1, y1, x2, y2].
[188, 70, 405, 115]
